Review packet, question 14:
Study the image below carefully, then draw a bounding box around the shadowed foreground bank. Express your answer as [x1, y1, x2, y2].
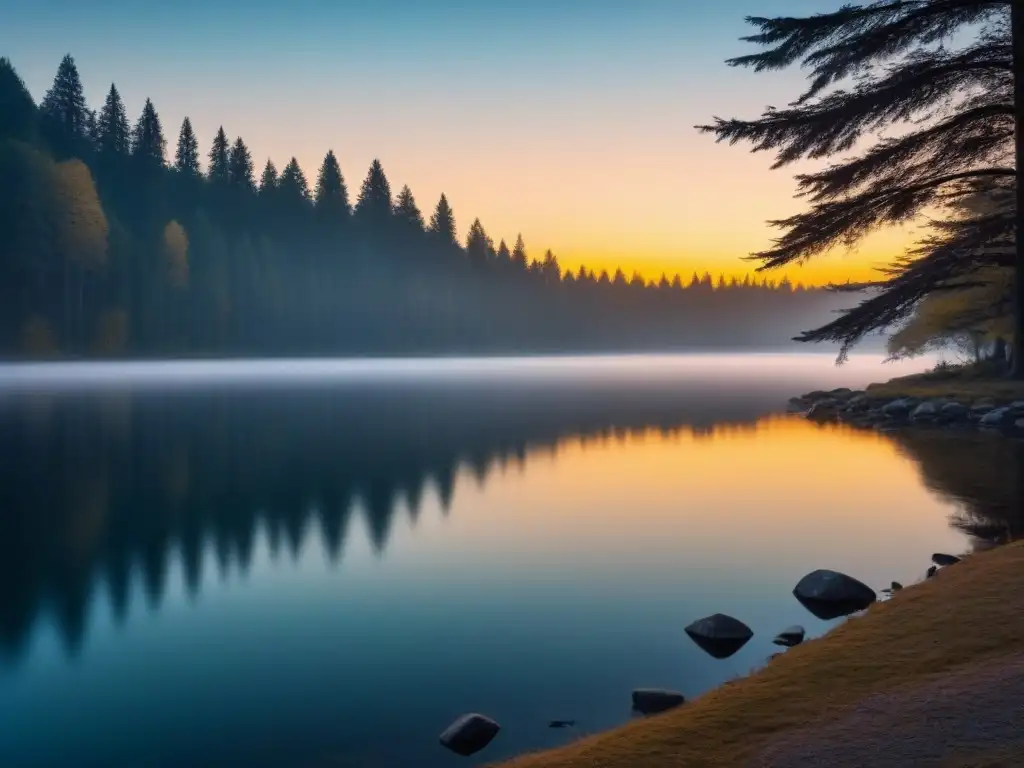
[491, 542, 1024, 768]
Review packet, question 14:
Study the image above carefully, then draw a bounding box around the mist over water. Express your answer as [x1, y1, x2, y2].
[1, 353, 1006, 768]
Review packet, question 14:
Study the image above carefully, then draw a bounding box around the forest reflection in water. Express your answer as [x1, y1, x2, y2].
[0, 371, 1017, 668]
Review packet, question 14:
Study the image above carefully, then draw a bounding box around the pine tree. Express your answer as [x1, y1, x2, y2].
[542, 250, 561, 283]
[466, 218, 492, 266]
[174, 118, 200, 176]
[671, 274, 683, 290]
[39, 54, 90, 158]
[207, 127, 230, 184]
[392, 185, 424, 231]
[511, 233, 528, 270]
[228, 136, 255, 190]
[259, 159, 278, 195]
[613, 268, 627, 287]
[0, 58, 37, 143]
[428, 193, 457, 245]
[130, 98, 166, 171]
[576, 264, 588, 282]
[700, 3, 1022, 371]
[354, 159, 392, 227]
[658, 273, 670, 290]
[96, 83, 130, 157]
[314, 150, 351, 223]
[495, 239, 511, 265]
[279, 157, 310, 199]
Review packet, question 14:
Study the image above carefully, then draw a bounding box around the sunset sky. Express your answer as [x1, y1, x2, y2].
[2, 0, 919, 285]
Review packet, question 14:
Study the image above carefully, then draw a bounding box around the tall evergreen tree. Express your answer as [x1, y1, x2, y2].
[207, 127, 230, 184]
[700, 3, 1023, 372]
[314, 150, 351, 223]
[354, 159, 392, 228]
[0, 58, 37, 143]
[495, 239, 511, 265]
[95, 84, 130, 157]
[259, 159, 278, 195]
[39, 54, 89, 158]
[392, 185, 424, 231]
[511, 234, 528, 270]
[277, 157, 312, 232]
[174, 118, 200, 176]
[228, 136, 255, 190]
[428, 193, 457, 245]
[130, 98, 166, 171]
[466, 218, 492, 267]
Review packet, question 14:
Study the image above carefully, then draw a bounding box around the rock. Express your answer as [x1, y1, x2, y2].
[793, 569, 877, 620]
[439, 713, 501, 757]
[1016, 419, 1024, 430]
[940, 402, 968, 420]
[932, 553, 961, 566]
[882, 399, 915, 418]
[846, 394, 870, 411]
[787, 397, 809, 413]
[891, 581, 903, 591]
[911, 401, 938, 420]
[807, 401, 839, 421]
[926, 565, 937, 578]
[684, 613, 754, 659]
[971, 402, 995, 416]
[548, 720, 575, 729]
[772, 625, 806, 647]
[980, 407, 1010, 427]
[631, 688, 685, 715]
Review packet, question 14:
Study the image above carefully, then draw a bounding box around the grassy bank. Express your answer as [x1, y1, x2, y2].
[492, 542, 1024, 767]
[865, 366, 1024, 401]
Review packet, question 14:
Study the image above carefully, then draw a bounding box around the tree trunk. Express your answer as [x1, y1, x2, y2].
[1012, 2, 1024, 377]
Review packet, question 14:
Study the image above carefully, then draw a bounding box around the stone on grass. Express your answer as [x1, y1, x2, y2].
[932, 553, 961, 566]
[793, 569, 876, 620]
[773, 625, 806, 647]
[631, 688, 685, 715]
[439, 713, 500, 757]
[685, 613, 754, 659]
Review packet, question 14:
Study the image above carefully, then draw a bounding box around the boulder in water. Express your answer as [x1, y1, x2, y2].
[911, 402, 938, 420]
[980, 408, 1011, 427]
[927, 565, 937, 579]
[793, 569, 876, 620]
[684, 613, 754, 659]
[882, 399, 916, 418]
[932, 553, 961, 566]
[631, 688, 685, 715]
[772, 625, 805, 647]
[439, 713, 500, 757]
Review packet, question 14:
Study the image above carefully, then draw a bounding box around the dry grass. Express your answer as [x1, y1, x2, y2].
[491, 542, 1024, 768]
[866, 368, 1024, 401]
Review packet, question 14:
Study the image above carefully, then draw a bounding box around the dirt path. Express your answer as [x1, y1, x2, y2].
[753, 654, 1024, 767]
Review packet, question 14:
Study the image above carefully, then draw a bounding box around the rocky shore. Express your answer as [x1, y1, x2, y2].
[788, 387, 1024, 435]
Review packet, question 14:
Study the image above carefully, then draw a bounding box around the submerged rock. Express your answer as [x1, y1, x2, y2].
[932, 553, 961, 566]
[439, 713, 501, 756]
[773, 625, 806, 647]
[548, 720, 575, 729]
[793, 569, 877, 620]
[631, 688, 685, 715]
[685, 613, 754, 659]
[891, 581, 904, 591]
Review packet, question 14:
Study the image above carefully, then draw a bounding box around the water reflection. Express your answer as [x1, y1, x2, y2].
[0, 377, 807, 661]
[0, 358, 1017, 768]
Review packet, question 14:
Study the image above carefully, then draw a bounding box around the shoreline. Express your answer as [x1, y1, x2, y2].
[491, 541, 1024, 767]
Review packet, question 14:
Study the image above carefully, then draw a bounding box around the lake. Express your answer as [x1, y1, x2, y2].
[0, 354, 1018, 768]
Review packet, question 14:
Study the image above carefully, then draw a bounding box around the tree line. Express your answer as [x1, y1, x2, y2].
[0, 54, 841, 359]
[701, 2, 1021, 374]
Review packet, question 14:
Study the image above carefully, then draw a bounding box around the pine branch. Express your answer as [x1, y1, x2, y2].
[730, 1, 1006, 102]
[751, 168, 1015, 268]
[698, 39, 1009, 168]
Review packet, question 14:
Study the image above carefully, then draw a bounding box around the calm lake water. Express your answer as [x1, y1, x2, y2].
[0, 354, 1018, 768]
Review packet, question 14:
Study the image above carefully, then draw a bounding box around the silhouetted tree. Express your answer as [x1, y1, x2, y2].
[428, 193, 457, 245]
[95, 84, 130, 158]
[174, 118, 199, 177]
[0, 58, 37, 143]
[130, 99, 165, 172]
[207, 127, 230, 185]
[313, 150, 351, 230]
[392, 184, 423, 231]
[354, 159, 392, 231]
[466, 218, 492, 268]
[227, 137, 255, 191]
[39, 55, 89, 159]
